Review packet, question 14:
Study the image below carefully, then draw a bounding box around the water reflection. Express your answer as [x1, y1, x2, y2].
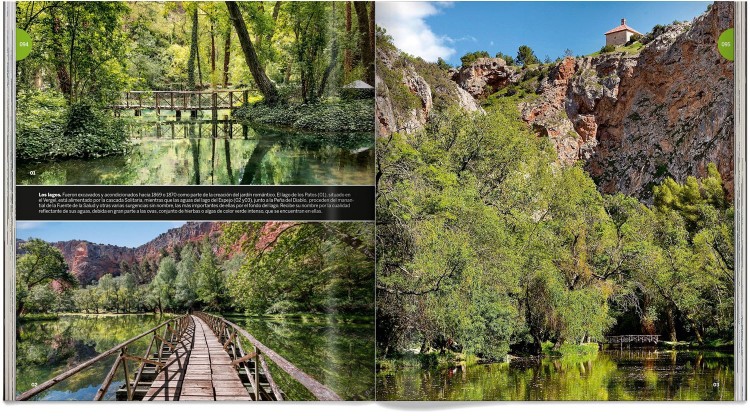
[16, 314, 375, 401]
[376, 349, 734, 401]
[225, 314, 375, 401]
[16, 315, 170, 400]
[17, 118, 374, 186]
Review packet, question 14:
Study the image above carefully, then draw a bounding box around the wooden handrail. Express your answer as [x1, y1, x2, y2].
[16, 314, 190, 401]
[193, 311, 341, 401]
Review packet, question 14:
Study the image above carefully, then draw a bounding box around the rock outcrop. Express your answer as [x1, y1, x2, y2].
[17, 222, 220, 285]
[521, 3, 734, 200]
[376, 44, 483, 136]
[452, 57, 520, 98]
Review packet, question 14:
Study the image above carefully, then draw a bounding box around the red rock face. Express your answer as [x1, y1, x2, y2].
[45, 222, 220, 285]
[520, 3, 734, 201]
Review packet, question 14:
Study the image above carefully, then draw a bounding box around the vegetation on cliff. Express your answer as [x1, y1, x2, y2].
[376, 23, 734, 362]
[17, 222, 375, 317]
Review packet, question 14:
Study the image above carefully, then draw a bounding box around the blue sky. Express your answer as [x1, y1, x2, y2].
[377, 1, 712, 65]
[17, 222, 187, 247]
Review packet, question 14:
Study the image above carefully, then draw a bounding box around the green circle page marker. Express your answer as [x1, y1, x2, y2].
[718, 28, 734, 61]
[16, 28, 32, 61]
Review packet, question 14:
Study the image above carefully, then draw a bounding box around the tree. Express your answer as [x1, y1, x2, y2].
[436, 57, 451, 71]
[187, 6, 199, 90]
[175, 245, 199, 310]
[495, 52, 514, 64]
[460, 50, 490, 66]
[16, 239, 76, 315]
[150, 257, 178, 313]
[226, 1, 279, 104]
[353, 1, 374, 84]
[196, 241, 226, 311]
[516, 45, 539, 66]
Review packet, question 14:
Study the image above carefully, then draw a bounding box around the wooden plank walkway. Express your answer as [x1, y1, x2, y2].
[143, 316, 251, 401]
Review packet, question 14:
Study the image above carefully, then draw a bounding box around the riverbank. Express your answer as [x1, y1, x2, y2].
[234, 98, 374, 133]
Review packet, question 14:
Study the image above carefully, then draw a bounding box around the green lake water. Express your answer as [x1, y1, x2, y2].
[224, 314, 375, 401]
[16, 313, 375, 401]
[17, 118, 374, 186]
[16, 314, 171, 401]
[376, 349, 734, 401]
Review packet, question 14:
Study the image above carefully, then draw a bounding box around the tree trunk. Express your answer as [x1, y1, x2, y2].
[187, 7, 198, 90]
[226, 1, 279, 104]
[353, 2, 370, 72]
[666, 306, 678, 342]
[222, 27, 231, 87]
[367, 1, 375, 84]
[318, 2, 339, 97]
[50, 11, 72, 100]
[210, 21, 216, 88]
[344, 2, 352, 78]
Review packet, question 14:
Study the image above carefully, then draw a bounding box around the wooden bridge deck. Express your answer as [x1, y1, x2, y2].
[142, 316, 251, 401]
[19, 312, 340, 402]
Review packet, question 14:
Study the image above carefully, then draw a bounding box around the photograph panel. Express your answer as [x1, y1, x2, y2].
[375, 1, 735, 401]
[15, 1, 375, 186]
[15, 221, 375, 401]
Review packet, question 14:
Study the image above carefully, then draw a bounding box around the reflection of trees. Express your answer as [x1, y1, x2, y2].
[376, 350, 734, 400]
[16, 315, 168, 399]
[226, 315, 375, 400]
[16, 122, 374, 185]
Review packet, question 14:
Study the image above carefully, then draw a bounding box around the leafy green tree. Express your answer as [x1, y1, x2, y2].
[16, 239, 76, 315]
[460, 50, 490, 66]
[175, 245, 199, 310]
[149, 257, 178, 313]
[516, 45, 539, 66]
[196, 241, 226, 311]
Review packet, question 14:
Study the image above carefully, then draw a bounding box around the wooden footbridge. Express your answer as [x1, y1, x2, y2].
[113, 90, 251, 118]
[604, 335, 661, 345]
[16, 312, 341, 401]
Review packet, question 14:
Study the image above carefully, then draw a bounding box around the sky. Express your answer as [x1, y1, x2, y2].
[376, 1, 712, 65]
[16, 221, 187, 248]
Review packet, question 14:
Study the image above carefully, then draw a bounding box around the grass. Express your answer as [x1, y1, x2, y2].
[542, 341, 600, 357]
[588, 41, 644, 57]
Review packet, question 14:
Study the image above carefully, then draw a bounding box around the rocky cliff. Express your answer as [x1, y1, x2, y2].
[521, 2, 734, 200]
[376, 42, 483, 136]
[377, 2, 734, 201]
[18, 222, 219, 285]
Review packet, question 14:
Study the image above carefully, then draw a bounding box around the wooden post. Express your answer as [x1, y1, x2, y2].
[212, 92, 218, 120]
[122, 348, 132, 400]
[243, 90, 249, 106]
[254, 347, 260, 400]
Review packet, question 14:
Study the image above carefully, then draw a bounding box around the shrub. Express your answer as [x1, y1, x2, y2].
[600, 44, 616, 54]
[16, 90, 129, 161]
[234, 99, 374, 133]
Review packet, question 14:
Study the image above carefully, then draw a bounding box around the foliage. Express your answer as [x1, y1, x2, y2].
[516, 45, 540, 67]
[16, 239, 77, 315]
[222, 222, 374, 315]
[600, 45, 617, 54]
[235, 98, 374, 132]
[16, 90, 129, 161]
[377, 80, 735, 360]
[460, 50, 490, 66]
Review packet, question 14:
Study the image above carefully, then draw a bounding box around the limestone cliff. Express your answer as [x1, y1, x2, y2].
[376, 42, 483, 136]
[377, 2, 734, 202]
[521, 2, 734, 200]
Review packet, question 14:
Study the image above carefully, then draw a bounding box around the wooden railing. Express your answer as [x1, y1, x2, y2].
[113, 90, 250, 112]
[16, 314, 192, 401]
[604, 335, 660, 344]
[194, 311, 342, 401]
